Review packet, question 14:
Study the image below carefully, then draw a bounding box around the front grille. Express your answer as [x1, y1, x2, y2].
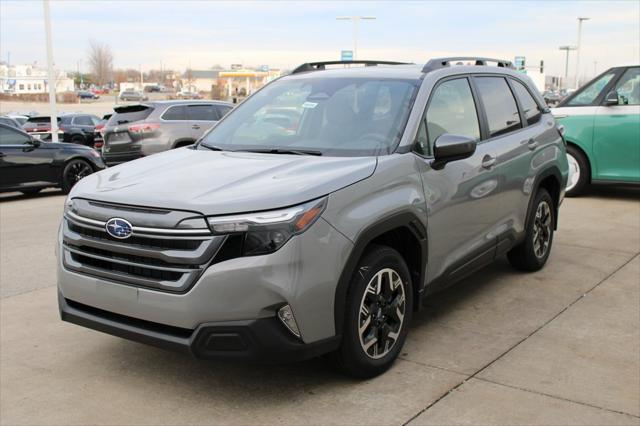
[62, 202, 226, 293]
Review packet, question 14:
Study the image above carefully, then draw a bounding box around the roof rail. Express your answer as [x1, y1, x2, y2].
[422, 57, 514, 73]
[291, 60, 411, 74]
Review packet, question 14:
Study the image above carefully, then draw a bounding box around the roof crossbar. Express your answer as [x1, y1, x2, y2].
[291, 60, 411, 74]
[422, 57, 514, 73]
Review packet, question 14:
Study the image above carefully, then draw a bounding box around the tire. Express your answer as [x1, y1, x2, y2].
[61, 159, 94, 194]
[508, 188, 555, 272]
[334, 245, 413, 378]
[565, 145, 590, 197]
[71, 135, 85, 145]
[20, 188, 42, 195]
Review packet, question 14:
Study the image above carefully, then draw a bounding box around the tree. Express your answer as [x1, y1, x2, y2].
[87, 40, 113, 86]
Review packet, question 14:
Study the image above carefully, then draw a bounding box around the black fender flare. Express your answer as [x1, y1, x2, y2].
[526, 165, 562, 230]
[333, 211, 428, 336]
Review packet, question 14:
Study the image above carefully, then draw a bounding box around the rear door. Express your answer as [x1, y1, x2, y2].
[415, 76, 500, 282]
[593, 67, 640, 182]
[159, 105, 194, 146]
[185, 104, 220, 139]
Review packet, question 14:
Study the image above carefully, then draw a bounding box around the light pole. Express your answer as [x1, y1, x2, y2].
[43, 0, 58, 143]
[336, 16, 376, 60]
[559, 46, 577, 91]
[575, 17, 590, 88]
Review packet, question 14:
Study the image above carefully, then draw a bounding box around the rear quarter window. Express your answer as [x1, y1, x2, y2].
[511, 80, 542, 125]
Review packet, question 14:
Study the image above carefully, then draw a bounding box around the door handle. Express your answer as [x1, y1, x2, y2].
[0, 152, 5, 158]
[527, 139, 539, 150]
[482, 155, 496, 169]
[192, 125, 201, 130]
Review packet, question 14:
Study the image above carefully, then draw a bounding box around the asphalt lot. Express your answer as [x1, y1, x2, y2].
[0, 187, 639, 425]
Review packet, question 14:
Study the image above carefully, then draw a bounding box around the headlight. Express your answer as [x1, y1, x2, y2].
[64, 197, 74, 215]
[207, 198, 327, 256]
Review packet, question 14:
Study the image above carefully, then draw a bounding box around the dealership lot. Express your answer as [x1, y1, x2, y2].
[0, 189, 638, 425]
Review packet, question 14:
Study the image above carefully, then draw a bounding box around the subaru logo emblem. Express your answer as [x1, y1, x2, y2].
[105, 218, 133, 239]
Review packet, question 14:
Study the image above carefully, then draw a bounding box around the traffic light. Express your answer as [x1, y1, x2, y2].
[540, 60, 544, 73]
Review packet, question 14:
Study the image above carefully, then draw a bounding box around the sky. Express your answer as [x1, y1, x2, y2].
[1, 0, 638, 79]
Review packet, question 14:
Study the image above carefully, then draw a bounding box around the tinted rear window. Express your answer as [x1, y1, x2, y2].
[475, 77, 522, 137]
[109, 105, 154, 125]
[27, 116, 61, 123]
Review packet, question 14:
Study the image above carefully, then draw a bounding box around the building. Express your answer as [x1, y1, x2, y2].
[181, 70, 220, 92]
[181, 67, 282, 99]
[0, 63, 74, 94]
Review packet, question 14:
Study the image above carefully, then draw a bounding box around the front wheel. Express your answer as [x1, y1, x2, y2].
[334, 245, 413, 378]
[508, 189, 555, 271]
[566, 145, 589, 197]
[61, 159, 94, 194]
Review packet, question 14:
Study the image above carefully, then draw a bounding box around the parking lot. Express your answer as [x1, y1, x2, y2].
[0, 188, 638, 425]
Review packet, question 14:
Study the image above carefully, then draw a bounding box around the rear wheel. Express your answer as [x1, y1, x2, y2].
[334, 245, 413, 378]
[71, 134, 85, 145]
[508, 189, 555, 271]
[566, 145, 590, 197]
[61, 159, 93, 194]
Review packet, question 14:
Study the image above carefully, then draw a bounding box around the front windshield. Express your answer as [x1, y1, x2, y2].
[200, 76, 419, 156]
[567, 71, 616, 106]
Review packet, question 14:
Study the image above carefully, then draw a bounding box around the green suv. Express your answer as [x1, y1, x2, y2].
[553, 66, 639, 196]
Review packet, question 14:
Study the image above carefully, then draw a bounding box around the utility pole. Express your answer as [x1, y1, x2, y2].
[575, 17, 590, 88]
[140, 64, 143, 88]
[43, 0, 58, 143]
[559, 46, 577, 91]
[336, 16, 376, 60]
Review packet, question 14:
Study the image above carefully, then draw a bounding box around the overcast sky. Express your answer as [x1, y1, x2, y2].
[1, 0, 638, 78]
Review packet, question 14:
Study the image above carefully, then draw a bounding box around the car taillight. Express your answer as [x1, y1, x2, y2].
[95, 123, 105, 130]
[128, 123, 160, 134]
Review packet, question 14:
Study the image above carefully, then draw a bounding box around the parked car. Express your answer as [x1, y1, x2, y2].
[77, 91, 99, 100]
[101, 100, 232, 165]
[23, 113, 100, 146]
[93, 113, 112, 150]
[0, 116, 23, 129]
[177, 90, 202, 99]
[6, 114, 29, 126]
[542, 90, 562, 107]
[119, 91, 148, 102]
[58, 58, 568, 378]
[0, 123, 105, 194]
[553, 65, 639, 196]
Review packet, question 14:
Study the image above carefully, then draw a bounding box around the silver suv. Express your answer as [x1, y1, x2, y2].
[58, 58, 569, 378]
[102, 100, 233, 165]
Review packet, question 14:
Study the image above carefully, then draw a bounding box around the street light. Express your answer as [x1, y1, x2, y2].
[336, 16, 376, 60]
[575, 17, 590, 88]
[559, 45, 577, 91]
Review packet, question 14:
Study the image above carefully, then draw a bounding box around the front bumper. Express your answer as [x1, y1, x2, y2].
[59, 294, 340, 362]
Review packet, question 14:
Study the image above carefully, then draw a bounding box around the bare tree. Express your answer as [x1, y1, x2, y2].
[87, 40, 113, 86]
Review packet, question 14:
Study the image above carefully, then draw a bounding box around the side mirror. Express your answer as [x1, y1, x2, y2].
[432, 134, 477, 170]
[604, 90, 619, 106]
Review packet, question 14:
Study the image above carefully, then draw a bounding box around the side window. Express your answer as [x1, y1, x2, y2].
[0, 127, 30, 145]
[418, 78, 480, 156]
[614, 67, 640, 105]
[567, 71, 616, 106]
[162, 105, 187, 120]
[216, 105, 232, 118]
[74, 115, 93, 126]
[511, 80, 542, 125]
[187, 104, 218, 121]
[475, 77, 522, 137]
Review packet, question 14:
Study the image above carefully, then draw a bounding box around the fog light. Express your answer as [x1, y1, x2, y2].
[277, 304, 301, 338]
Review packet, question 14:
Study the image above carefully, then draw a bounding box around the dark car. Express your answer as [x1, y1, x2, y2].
[77, 91, 99, 100]
[0, 123, 105, 194]
[0, 116, 22, 129]
[101, 100, 232, 165]
[23, 114, 101, 146]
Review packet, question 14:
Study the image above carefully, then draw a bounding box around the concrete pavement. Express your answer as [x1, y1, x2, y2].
[1, 187, 638, 425]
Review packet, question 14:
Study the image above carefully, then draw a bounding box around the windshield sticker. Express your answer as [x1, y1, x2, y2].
[302, 101, 318, 109]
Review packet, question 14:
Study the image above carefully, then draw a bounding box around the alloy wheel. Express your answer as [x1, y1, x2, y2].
[65, 161, 92, 187]
[358, 268, 406, 359]
[533, 200, 552, 258]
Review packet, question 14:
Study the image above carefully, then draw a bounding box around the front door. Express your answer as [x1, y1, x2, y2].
[415, 77, 501, 282]
[0, 126, 55, 189]
[593, 67, 640, 182]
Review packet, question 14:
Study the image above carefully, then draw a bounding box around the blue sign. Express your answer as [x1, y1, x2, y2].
[341, 50, 354, 62]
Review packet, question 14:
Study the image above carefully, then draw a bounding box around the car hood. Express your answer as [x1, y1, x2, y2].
[71, 147, 377, 215]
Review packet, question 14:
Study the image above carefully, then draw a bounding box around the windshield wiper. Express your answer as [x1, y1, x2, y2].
[200, 144, 226, 152]
[240, 148, 323, 156]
